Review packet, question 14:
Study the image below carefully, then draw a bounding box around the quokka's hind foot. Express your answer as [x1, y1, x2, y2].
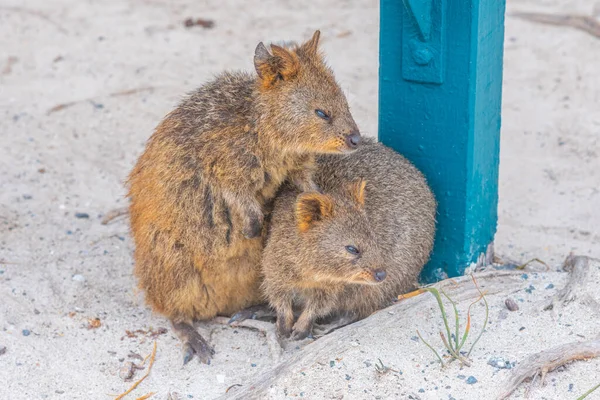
[172, 321, 215, 365]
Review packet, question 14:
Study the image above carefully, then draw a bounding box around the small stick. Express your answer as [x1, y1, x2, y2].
[102, 207, 129, 225]
[115, 341, 157, 400]
[110, 87, 155, 97]
[397, 288, 425, 301]
[135, 393, 155, 400]
[47, 87, 156, 115]
[497, 338, 600, 399]
[225, 384, 243, 393]
[515, 258, 549, 271]
[214, 317, 283, 361]
[512, 12, 600, 39]
[0, 6, 68, 34]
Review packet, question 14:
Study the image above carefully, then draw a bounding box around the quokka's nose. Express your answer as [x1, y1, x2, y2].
[373, 269, 387, 282]
[345, 131, 361, 149]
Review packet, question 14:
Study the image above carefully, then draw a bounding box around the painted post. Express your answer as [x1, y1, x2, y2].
[378, 0, 506, 282]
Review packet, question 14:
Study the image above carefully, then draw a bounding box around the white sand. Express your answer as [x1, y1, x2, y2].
[1, 0, 599, 399]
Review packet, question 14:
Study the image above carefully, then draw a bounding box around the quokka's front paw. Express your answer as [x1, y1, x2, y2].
[276, 317, 293, 339]
[242, 211, 263, 239]
[290, 327, 312, 341]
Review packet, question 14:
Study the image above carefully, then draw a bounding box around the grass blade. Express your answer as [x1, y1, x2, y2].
[577, 382, 600, 400]
[416, 329, 445, 367]
[439, 332, 471, 367]
[423, 288, 455, 352]
[441, 289, 460, 351]
[466, 275, 489, 357]
[458, 291, 484, 351]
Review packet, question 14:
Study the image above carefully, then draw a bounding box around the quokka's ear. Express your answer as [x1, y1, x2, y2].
[254, 42, 299, 88]
[296, 192, 334, 233]
[348, 179, 367, 207]
[298, 30, 321, 56]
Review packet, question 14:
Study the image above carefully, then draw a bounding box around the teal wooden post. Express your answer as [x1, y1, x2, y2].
[379, 0, 506, 282]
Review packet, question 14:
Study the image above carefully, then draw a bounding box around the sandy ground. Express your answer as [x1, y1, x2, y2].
[1, 0, 599, 399]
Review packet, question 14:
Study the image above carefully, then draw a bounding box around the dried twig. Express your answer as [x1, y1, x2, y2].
[225, 384, 242, 394]
[115, 341, 157, 400]
[497, 338, 600, 400]
[0, 6, 68, 34]
[135, 393, 155, 400]
[515, 257, 549, 271]
[214, 317, 283, 361]
[513, 11, 600, 39]
[102, 207, 129, 225]
[47, 87, 156, 115]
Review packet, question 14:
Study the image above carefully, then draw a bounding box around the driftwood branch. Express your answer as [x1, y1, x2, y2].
[219, 270, 527, 399]
[497, 337, 600, 399]
[544, 255, 600, 317]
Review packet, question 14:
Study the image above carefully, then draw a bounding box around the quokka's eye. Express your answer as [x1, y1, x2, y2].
[345, 245, 360, 255]
[315, 109, 330, 121]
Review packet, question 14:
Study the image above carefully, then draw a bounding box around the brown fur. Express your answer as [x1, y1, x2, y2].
[127, 31, 360, 361]
[261, 139, 437, 339]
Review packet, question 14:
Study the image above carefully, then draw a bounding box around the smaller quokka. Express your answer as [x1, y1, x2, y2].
[261, 139, 436, 339]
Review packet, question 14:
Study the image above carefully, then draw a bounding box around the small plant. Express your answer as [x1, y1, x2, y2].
[416, 275, 489, 368]
[374, 358, 398, 375]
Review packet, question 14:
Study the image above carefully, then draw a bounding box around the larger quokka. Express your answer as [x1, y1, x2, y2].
[261, 139, 436, 339]
[127, 31, 361, 364]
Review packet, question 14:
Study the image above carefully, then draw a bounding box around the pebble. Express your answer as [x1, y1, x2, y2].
[345, 374, 352, 380]
[22, 329, 31, 336]
[0, 345, 6, 356]
[466, 376, 478, 384]
[498, 309, 508, 320]
[75, 213, 89, 219]
[505, 298, 519, 311]
[488, 357, 512, 369]
[22, 194, 33, 200]
[525, 285, 535, 294]
[457, 374, 466, 379]
[72, 274, 86, 282]
[119, 361, 135, 381]
[545, 283, 555, 289]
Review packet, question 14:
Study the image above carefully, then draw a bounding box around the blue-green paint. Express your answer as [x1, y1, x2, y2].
[379, 0, 506, 282]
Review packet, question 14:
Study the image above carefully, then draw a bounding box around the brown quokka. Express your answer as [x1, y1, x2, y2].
[261, 139, 436, 339]
[127, 30, 361, 364]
